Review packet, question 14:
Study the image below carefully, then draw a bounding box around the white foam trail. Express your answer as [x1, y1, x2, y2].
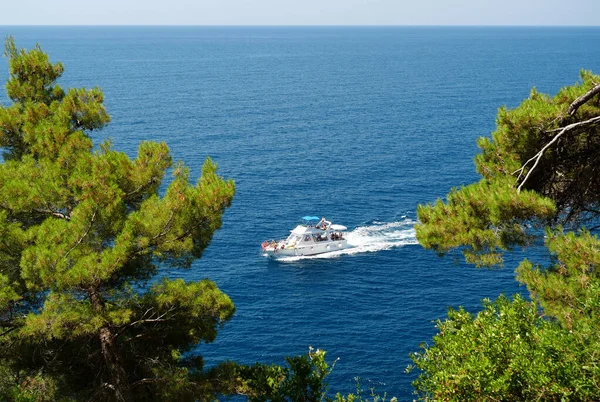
[273, 218, 417, 262]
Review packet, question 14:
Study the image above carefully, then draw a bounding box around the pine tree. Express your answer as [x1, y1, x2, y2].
[0, 37, 235, 401]
[412, 72, 600, 400]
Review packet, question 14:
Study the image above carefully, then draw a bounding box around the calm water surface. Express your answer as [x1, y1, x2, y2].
[1, 26, 599, 399]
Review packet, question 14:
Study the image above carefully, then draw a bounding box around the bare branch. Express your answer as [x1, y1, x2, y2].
[151, 211, 175, 241]
[567, 83, 600, 116]
[131, 378, 165, 388]
[515, 115, 600, 192]
[127, 307, 175, 327]
[64, 210, 97, 260]
[120, 332, 151, 344]
[86, 383, 116, 402]
[125, 177, 158, 199]
[33, 206, 71, 220]
[114, 306, 176, 340]
[162, 217, 209, 247]
[0, 326, 17, 337]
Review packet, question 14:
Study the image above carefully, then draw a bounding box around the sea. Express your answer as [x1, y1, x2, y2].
[1, 26, 599, 400]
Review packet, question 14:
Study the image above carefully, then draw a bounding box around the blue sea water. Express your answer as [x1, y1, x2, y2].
[1, 26, 600, 399]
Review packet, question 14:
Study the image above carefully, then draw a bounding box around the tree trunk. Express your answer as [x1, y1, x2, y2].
[89, 287, 131, 402]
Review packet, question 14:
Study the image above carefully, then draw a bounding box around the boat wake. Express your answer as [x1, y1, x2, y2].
[270, 218, 417, 262]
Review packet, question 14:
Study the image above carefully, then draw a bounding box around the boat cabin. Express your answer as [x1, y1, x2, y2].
[284, 224, 346, 247]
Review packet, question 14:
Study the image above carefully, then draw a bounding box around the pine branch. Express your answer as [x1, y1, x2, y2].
[34, 204, 71, 220]
[113, 306, 176, 340]
[150, 211, 175, 241]
[64, 210, 97, 260]
[131, 378, 165, 388]
[125, 176, 158, 199]
[514, 115, 600, 192]
[0, 326, 17, 337]
[126, 307, 175, 327]
[567, 83, 600, 116]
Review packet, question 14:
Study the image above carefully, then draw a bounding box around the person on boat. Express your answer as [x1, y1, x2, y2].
[317, 217, 328, 230]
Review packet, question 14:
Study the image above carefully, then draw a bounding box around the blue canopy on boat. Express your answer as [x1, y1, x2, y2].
[301, 216, 320, 221]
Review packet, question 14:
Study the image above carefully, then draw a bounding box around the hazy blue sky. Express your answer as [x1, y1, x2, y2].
[1, 0, 599, 26]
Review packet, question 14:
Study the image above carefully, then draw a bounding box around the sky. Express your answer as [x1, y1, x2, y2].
[1, 0, 599, 26]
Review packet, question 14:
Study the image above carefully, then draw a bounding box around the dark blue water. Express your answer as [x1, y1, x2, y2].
[1, 26, 599, 399]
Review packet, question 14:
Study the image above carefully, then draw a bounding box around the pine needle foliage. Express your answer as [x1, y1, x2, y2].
[417, 71, 600, 266]
[0, 37, 236, 401]
[413, 72, 600, 400]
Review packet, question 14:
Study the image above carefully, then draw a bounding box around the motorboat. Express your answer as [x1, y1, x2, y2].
[261, 216, 352, 257]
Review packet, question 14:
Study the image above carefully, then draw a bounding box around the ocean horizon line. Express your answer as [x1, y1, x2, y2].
[1, 24, 599, 28]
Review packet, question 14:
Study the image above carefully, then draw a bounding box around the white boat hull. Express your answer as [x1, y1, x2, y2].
[264, 240, 351, 257]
